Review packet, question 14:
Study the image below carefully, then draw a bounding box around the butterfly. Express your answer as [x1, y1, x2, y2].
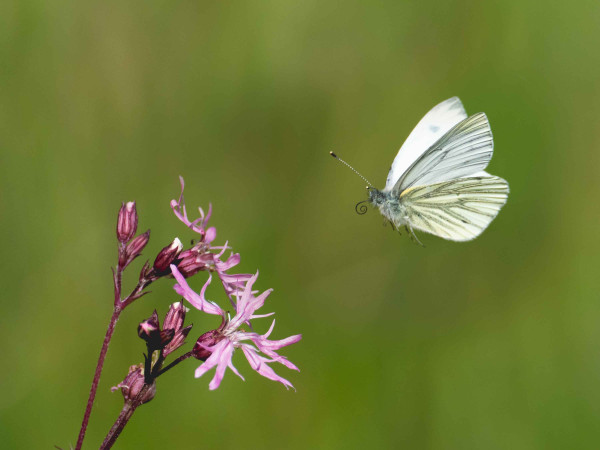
[331, 97, 509, 242]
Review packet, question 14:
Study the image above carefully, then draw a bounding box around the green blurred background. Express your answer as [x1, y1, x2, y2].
[1, 0, 600, 448]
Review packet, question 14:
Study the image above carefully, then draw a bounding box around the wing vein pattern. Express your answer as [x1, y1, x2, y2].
[384, 97, 467, 191]
[400, 175, 509, 241]
[394, 112, 494, 193]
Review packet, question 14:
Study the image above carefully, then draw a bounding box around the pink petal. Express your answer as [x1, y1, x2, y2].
[171, 265, 224, 316]
[214, 241, 229, 259]
[251, 334, 302, 371]
[241, 346, 295, 390]
[217, 253, 240, 271]
[228, 359, 245, 381]
[250, 312, 275, 320]
[194, 340, 226, 379]
[205, 227, 217, 244]
[202, 203, 212, 224]
[247, 288, 272, 313]
[257, 334, 303, 351]
[209, 341, 235, 390]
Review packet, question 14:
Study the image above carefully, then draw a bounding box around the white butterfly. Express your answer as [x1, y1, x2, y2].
[332, 97, 509, 242]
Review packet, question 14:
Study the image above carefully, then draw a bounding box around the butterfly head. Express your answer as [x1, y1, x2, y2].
[367, 187, 386, 207]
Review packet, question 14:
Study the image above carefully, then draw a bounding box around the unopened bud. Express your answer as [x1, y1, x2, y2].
[163, 302, 188, 332]
[192, 329, 222, 361]
[138, 310, 160, 341]
[153, 238, 183, 274]
[117, 202, 138, 243]
[119, 230, 150, 268]
[138, 310, 175, 350]
[164, 325, 193, 356]
[111, 365, 155, 404]
[175, 249, 210, 278]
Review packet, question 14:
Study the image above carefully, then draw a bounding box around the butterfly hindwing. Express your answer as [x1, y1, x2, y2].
[399, 175, 509, 241]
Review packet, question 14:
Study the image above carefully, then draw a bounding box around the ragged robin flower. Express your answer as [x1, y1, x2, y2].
[171, 265, 301, 390]
[170, 177, 252, 296]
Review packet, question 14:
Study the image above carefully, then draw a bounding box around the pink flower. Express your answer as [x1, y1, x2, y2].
[171, 265, 301, 390]
[170, 177, 252, 297]
[171, 176, 216, 243]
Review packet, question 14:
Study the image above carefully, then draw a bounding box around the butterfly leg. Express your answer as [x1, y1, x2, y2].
[386, 219, 403, 234]
[405, 224, 424, 247]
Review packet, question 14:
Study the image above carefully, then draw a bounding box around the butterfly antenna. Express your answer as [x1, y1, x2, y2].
[330, 152, 373, 188]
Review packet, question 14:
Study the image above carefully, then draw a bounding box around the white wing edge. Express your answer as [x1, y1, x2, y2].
[394, 112, 494, 193]
[384, 97, 468, 192]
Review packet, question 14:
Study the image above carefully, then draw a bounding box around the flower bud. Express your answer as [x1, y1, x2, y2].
[138, 310, 160, 341]
[163, 325, 193, 356]
[116, 202, 138, 244]
[163, 302, 188, 332]
[119, 230, 150, 268]
[175, 250, 210, 278]
[153, 238, 183, 274]
[192, 329, 222, 361]
[138, 310, 175, 350]
[111, 365, 155, 404]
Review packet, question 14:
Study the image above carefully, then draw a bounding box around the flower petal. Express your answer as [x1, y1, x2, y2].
[209, 341, 235, 390]
[228, 358, 245, 381]
[171, 265, 224, 316]
[241, 346, 295, 390]
[205, 227, 217, 244]
[194, 340, 227, 379]
[217, 253, 240, 271]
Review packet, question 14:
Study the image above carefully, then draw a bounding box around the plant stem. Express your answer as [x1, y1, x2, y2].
[100, 384, 152, 449]
[75, 255, 153, 449]
[75, 306, 122, 450]
[157, 351, 193, 377]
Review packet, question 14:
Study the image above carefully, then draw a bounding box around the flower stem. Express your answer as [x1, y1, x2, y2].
[75, 306, 122, 450]
[100, 384, 151, 449]
[157, 351, 194, 377]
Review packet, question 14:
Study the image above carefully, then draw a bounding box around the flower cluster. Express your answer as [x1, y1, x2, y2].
[80, 176, 302, 450]
[114, 176, 301, 395]
[168, 177, 301, 390]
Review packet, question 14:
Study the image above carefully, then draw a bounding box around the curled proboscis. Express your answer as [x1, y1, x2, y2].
[355, 201, 368, 215]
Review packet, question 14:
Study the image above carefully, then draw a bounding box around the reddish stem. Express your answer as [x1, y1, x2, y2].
[75, 306, 122, 450]
[75, 264, 152, 449]
[100, 384, 151, 449]
[157, 350, 193, 377]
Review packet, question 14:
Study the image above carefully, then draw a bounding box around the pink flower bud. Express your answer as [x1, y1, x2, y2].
[163, 325, 193, 356]
[116, 202, 138, 243]
[138, 310, 160, 341]
[111, 365, 155, 404]
[153, 238, 183, 274]
[138, 310, 176, 350]
[175, 249, 210, 278]
[163, 302, 187, 332]
[192, 329, 223, 361]
[119, 230, 150, 268]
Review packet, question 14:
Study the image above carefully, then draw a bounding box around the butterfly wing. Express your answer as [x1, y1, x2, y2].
[393, 112, 494, 193]
[384, 97, 467, 192]
[399, 175, 509, 241]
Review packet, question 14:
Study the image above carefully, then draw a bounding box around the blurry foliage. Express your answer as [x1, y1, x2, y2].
[1, 0, 600, 448]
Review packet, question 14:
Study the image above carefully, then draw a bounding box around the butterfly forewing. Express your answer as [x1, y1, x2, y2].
[393, 113, 494, 193]
[399, 175, 509, 241]
[384, 97, 467, 191]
